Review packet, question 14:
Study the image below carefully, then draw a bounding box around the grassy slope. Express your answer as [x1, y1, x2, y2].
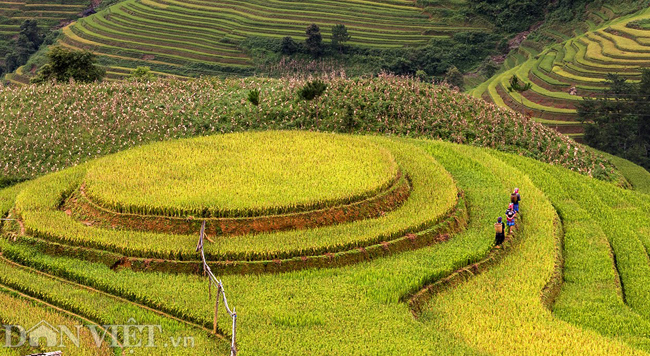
[601, 153, 650, 194]
[2, 138, 650, 354]
[501, 152, 650, 352]
[83, 131, 398, 216]
[0, 76, 621, 183]
[13, 137, 457, 260]
[0, 285, 113, 356]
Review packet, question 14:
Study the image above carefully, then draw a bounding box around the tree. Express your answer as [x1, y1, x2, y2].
[4, 52, 20, 73]
[507, 75, 532, 109]
[507, 75, 532, 92]
[247, 89, 260, 106]
[578, 71, 650, 169]
[305, 24, 324, 58]
[467, 0, 547, 34]
[297, 80, 327, 101]
[481, 58, 500, 78]
[297, 80, 328, 126]
[20, 20, 44, 48]
[4, 20, 44, 73]
[331, 24, 350, 53]
[343, 104, 357, 133]
[31, 46, 105, 84]
[415, 70, 427, 82]
[281, 36, 298, 55]
[247, 89, 261, 121]
[128, 66, 154, 82]
[444, 66, 464, 90]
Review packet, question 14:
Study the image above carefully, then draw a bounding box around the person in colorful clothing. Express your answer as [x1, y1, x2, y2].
[494, 217, 506, 247]
[511, 188, 521, 213]
[505, 203, 516, 234]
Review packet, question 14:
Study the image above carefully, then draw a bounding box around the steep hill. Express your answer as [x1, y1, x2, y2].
[0, 0, 89, 72]
[55, 0, 484, 79]
[4, 0, 646, 141]
[472, 6, 650, 139]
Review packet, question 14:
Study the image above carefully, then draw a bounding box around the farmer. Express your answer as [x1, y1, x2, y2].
[511, 188, 521, 213]
[505, 203, 516, 234]
[494, 217, 506, 248]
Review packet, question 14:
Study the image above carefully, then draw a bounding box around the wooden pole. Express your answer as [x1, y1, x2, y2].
[213, 285, 221, 335]
[231, 311, 237, 356]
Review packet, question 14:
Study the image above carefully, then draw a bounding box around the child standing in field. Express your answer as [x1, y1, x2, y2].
[511, 188, 521, 213]
[494, 217, 505, 248]
[505, 204, 516, 234]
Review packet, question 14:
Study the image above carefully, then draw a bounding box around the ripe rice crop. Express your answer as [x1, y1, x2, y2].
[2, 139, 648, 354]
[0, 254, 231, 355]
[13, 135, 458, 261]
[0, 286, 112, 356]
[83, 131, 399, 218]
[57, 0, 483, 76]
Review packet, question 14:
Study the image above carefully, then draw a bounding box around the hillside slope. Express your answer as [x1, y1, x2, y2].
[54, 0, 484, 79]
[0, 76, 622, 185]
[0, 0, 89, 77]
[472, 6, 650, 138]
[1, 135, 650, 355]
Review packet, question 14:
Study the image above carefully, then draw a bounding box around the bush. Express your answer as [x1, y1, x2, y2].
[297, 80, 327, 101]
[128, 66, 154, 82]
[31, 46, 105, 84]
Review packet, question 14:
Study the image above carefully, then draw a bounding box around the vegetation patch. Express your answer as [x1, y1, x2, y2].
[3, 139, 648, 355]
[11, 134, 459, 262]
[82, 131, 400, 219]
[472, 6, 650, 139]
[0, 75, 621, 184]
[67, 172, 410, 236]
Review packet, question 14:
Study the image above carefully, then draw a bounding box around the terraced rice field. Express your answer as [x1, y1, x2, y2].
[0, 0, 88, 68]
[57, 0, 484, 79]
[472, 6, 650, 139]
[1, 129, 650, 355]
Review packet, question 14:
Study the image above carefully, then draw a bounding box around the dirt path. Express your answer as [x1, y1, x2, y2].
[407, 229, 520, 315]
[408, 211, 565, 315]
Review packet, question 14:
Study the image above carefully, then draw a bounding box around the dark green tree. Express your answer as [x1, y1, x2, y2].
[247, 89, 260, 106]
[4, 20, 45, 72]
[507, 75, 532, 92]
[305, 24, 324, 58]
[481, 58, 500, 78]
[444, 66, 464, 90]
[507, 75, 533, 110]
[467, 0, 546, 33]
[578, 71, 650, 169]
[20, 20, 44, 48]
[298, 80, 328, 126]
[415, 69, 428, 82]
[343, 104, 357, 133]
[331, 24, 350, 53]
[4, 52, 20, 73]
[281, 36, 298, 55]
[297, 80, 327, 101]
[247, 88, 261, 121]
[31, 46, 105, 84]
